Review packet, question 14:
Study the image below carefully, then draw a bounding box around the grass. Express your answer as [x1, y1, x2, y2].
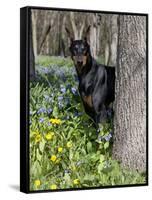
[36, 55, 73, 68]
[29, 55, 146, 191]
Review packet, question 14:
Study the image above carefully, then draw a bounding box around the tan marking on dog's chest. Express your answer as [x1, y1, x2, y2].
[82, 95, 93, 107]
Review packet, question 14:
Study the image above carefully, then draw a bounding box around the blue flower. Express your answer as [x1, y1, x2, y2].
[39, 117, 44, 123]
[60, 87, 66, 93]
[47, 108, 53, 114]
[71, 87, 77, 95]
[44, 95, 52, 102]
[104, 132, 112, 141]
[47, 122, 51, 126]
[58, 96, 63, 101]
[37, 107, 47, 114]
[43, 67, 49, 74]
[58, 102, 63, 109]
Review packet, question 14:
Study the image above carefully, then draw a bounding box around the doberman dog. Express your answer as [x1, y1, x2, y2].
[66, 27, 115, 129]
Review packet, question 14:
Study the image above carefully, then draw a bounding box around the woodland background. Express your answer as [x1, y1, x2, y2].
[31, 10, 118, 66]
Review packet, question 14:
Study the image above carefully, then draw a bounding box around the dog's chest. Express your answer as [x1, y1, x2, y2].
[79, 75, 94, 108]
[82, 94, 93, 107]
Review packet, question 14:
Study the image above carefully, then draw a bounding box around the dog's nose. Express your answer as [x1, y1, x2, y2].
[77, 61, 83, 66]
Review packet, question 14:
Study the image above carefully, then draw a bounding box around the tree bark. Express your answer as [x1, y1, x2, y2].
[89, 14, 97, 58]
[31, 10, 37, 58]
[30, 11, 35, 78]
[108, 15, 118, 66]
[113, 15, 147, 172]
[104, 15, 118, 66]
[70, 12, 79, 40]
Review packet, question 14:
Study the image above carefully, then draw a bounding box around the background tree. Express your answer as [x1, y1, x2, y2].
[112, 15, 146, 172]
[29, 12, 35, 78]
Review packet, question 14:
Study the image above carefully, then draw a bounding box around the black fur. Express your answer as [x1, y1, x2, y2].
[69, 39, 115, 124]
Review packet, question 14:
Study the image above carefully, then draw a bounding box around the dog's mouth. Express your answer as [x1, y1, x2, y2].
[72, 55, 87, 67]
[72, 55, 88, 74]
[77, 61, 83, 67]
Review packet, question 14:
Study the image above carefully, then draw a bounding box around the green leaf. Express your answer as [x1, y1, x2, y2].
[97, 162, 104, 173]
[69, 150, 73, 160]
[36, 149, 42, 162]
[100, 154, 105, 163]
[87, 142, 92, 153]
[52, 106, 58, 117]
[90, 153, 100, 162]
[39, 138, 45, 153]
[104, 142, 109, 150]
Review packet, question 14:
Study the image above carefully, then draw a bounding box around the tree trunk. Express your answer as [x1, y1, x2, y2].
[89, 14, 97, 58]
[104, 15, 111, 65]
[108, 15, 118, 66]
[104, 15, 118, 66]
[30, 11, 35, 79]
[58, 14, 66, 57]
[70, 12, 79, 40]
[31, 10, 37, 58]
[113, 15, 147, 172]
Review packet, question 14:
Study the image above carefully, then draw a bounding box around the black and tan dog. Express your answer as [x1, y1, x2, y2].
[66, 27, 115, 129]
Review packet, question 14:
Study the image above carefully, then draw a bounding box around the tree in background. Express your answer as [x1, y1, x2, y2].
[29, 11, 35, 78]
[30, 10, 118, 65]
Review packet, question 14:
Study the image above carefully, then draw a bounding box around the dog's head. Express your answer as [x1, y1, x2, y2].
[69, 39, 90, 68]
[66, 26, 91, 73]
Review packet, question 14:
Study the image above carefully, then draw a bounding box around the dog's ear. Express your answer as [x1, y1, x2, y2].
[65, 27, 74, 43]
[84, 25, 91, 43]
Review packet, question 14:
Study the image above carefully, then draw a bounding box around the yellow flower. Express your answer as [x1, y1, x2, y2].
[35, 134, 41, 143]
[50, 184, 57, 190]
[50, 118, 62, 125]
[50, 155, 57, 162]
[58, 147, 63, 153]
[45, 132, 54, 140]
[73, 179, 79, 185]
[66, 141, 72, 148]
[34, 179, 41, 187]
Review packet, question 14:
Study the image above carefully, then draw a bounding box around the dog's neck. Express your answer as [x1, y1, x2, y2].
[76, 54, 93, 78]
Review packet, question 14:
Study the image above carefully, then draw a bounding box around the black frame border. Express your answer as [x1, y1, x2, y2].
[20, 6, 148, 194]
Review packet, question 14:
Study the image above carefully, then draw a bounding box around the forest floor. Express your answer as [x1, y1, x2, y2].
[29, 56, 146, 191]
